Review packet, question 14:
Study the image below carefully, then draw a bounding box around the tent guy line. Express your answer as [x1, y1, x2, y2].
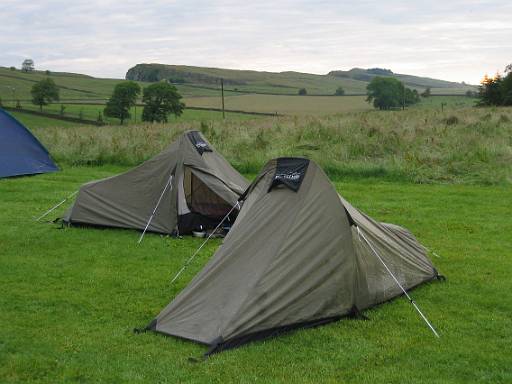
[35, 190, 78, 222]
[357, 226, 440, 338]
[138, 174, 174, 244]
[169, 200, 241, 285]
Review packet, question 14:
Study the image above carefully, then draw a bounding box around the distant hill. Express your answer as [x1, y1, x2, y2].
[328, 67, 466, 89]
[0, 67, 127, 101]
[126, 63, 476, 95]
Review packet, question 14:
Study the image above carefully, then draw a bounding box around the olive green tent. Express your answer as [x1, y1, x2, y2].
[64, 131, 248, 235]
[143, 157, 441, 354]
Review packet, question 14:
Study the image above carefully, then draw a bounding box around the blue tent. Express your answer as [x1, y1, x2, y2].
[0, 109, 58, 178]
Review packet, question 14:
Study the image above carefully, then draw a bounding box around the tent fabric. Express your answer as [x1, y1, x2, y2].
[0, 108, 58, 178]
[64, 131, 248, 235]
[147, 157, 439, 353]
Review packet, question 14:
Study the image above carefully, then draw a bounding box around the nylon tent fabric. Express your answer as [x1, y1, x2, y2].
[145, 157, 440, 354]
[63, 131, 248, 235]
[0, 108, 58, 178]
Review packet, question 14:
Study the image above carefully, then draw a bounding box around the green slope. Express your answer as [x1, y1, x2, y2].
[0, 64, 476, 104]
[0, 67, 126, 101]
[126, 63, 477, 95]
[0, 67, 238, 101]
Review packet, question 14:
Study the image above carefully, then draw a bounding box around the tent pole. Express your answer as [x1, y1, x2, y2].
[138, 174, 174, 244]
[356, 226, 440, 338]
[170, 201, 240, 285]
[35, 190, 78, 222]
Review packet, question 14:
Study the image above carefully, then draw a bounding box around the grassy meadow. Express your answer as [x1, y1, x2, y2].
[183, 94, 372, 115]
[27, 106, 512, 184]
[1, 166, 511, 383]
[9, 104, 259, 126]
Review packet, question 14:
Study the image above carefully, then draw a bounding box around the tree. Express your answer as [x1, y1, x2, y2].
[334, 86, 345, 96]
[366, 77, 419, 110]
[298, 88, 307, 95]
[421, 87, 431, 98]
[366, 77, 402, 110]
[31, 78, 60, 111]
[9, 66, 16, 71]
[22, 59, 34, 72]
[104, 81, 141, 125]
[405, 88, 421, 105]
[142, 82, 184, 123]
[479, 74, 504, 106]
[501, 70, 512, 106]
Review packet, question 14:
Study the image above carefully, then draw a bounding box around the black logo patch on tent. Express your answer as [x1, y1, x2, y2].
[188, 131, 212, 155]
[269, 158, 309, 192]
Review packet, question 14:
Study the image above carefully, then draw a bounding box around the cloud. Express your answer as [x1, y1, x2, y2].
[0, 0, 510, 83]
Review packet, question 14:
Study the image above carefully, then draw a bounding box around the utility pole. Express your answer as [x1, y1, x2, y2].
[220, 78, 225, 119]
[402, 85, 405, 110]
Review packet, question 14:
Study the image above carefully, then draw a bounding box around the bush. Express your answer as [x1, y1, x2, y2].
[298, 88, 307, 96]
[334, 86, 345, 96]
[445, 116, 459, 125]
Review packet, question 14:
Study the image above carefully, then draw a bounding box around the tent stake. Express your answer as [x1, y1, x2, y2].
[357, 226, 440, 338]
[170, 201, 240, 285]
[35, 190, 78, 222]
[138, 174, 174, 244]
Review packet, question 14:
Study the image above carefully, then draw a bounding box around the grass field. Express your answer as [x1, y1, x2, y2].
[184, 94, 372, 115]
[1, 166, 511, 383]
[27, 107, 512, 184]
[8, 107, 258, 128]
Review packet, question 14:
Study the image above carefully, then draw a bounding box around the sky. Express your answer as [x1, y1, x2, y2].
[1, 0, 511, 84]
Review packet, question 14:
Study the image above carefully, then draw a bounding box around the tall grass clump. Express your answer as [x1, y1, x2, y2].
[33, 107, 512, 184]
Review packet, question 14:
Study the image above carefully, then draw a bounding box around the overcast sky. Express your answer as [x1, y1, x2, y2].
[1, 0, 511, 84]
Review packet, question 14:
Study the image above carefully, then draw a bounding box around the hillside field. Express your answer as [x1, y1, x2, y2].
[126, 64, 477, 96]
[1, 65, 476, 105]
[1, 165, 511, 383]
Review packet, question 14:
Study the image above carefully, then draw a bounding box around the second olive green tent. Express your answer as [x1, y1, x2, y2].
[64, 130, 248, 235]
[142, 158, 441, 354]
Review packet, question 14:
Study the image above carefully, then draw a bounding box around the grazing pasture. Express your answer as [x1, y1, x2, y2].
[183, 94, 372, 115]
[0, 166, 511, 383]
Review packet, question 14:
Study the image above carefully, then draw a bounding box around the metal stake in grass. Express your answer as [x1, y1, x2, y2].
[169, 201, 240, 285]
[138, 174, 174, 244]
[357, 226, 440, 338]
[35, 190, 78, 222]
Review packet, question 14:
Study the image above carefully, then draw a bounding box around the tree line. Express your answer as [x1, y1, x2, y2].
[478, 64, 512, 106]
[8, 78, 184, 124]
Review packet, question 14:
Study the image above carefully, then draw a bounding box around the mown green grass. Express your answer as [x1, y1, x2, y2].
[183, 94, 372, 115]
[8, 107, 259, 129]
[9, 111, 85, 129]
[28, 107, 512, 184]
[1, 167, 511, 383]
